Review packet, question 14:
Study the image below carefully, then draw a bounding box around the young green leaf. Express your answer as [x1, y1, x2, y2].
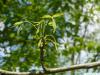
[48, 22, 53, 26]
[38, 39, 43, 48]
[52, 18, 56, 33]
[36, 27, 40, 34]
[53, 13, 63, 18]
[42, 15, 52, 19]
[14, 21, 23, 26]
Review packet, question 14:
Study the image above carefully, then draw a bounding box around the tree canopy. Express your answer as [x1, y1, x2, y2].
[0, 0, 100, 75]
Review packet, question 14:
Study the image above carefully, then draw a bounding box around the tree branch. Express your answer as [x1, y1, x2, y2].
[39, 37, 46, 72]
[0, 61, 100, 75]
[46, 61, 100, 73]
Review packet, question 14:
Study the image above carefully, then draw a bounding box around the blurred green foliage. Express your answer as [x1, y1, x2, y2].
[0, 0, 100, 74]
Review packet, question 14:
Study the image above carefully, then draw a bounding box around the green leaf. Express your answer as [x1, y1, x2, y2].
[36, 28, 39, 34]
[38, 39, 43, 48]
[48, 18, 56, 33]
[42, 15, 52, 19]
[48, 22, 52, 26]
[52, 18, 56, 33]
[53, 13, 63, 18]
[14, 21, 23, 26]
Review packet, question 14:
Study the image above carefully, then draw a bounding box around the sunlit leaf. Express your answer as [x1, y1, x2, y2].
[38, 39, 42, 48]
[42, 15, 52, 19]
[53, 13, 63, 18]
[36, 27, 40, 34]
[14, 21, 23, 26]
[48, 22, 53, 26]
[52, 18, 56, 33]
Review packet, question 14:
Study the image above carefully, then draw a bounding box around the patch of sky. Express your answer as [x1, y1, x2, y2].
[0, 22, 5, 31]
